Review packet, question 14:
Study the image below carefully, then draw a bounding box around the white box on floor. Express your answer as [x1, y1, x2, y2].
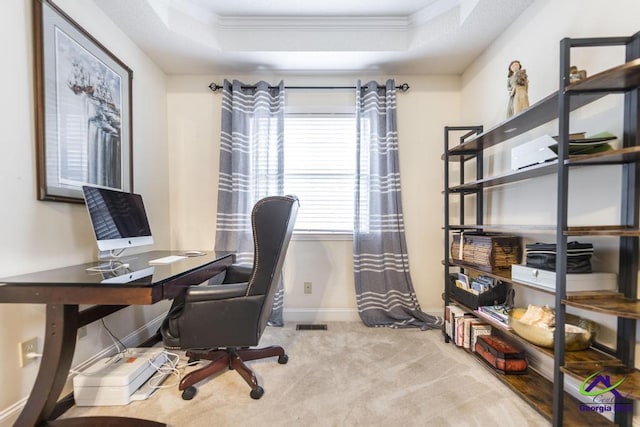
[511, 264, 617, 292]
[73, 348, 167, 406]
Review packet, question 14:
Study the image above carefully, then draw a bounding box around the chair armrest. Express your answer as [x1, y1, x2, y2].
[223, 265, 253, 284]
[185, 283, 248, 302]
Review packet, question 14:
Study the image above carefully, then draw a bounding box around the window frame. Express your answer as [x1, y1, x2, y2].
[283, 110, 357, 238]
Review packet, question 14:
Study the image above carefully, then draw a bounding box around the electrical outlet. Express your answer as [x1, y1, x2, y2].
[19, 337, 38, 368]
[304, 281, 312, 294]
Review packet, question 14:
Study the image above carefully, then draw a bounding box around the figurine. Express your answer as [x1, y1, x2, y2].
[507, 60, 530, 117]
[569, 65, 587, 83]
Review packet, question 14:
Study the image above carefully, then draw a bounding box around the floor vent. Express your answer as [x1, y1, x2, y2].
[296, 324, 328, 331]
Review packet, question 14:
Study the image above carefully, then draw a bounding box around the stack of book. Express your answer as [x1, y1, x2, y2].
[445, 304, 492, 349]
[476, 304, 511, 329]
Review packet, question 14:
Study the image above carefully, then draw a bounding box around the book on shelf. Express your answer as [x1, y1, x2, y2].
[475, 305, 512, 330]
[463, 318, 487, 349]
[470, 323, 492, 350]
[478, 304, 510, 322]
[470, 275, 496, 293]
[457, 273, 470, 289]
[455, 314, 476, 347]
[445, 305, 468, 340]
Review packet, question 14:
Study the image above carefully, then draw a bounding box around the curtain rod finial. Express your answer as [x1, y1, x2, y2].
[209, 83, 223, 92]
[398, 83, 410, 92]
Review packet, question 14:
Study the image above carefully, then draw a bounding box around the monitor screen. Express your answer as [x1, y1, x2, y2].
[82, 185, 154, 252]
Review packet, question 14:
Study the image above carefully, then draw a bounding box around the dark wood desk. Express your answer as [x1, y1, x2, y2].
[0, 250, 234, 427]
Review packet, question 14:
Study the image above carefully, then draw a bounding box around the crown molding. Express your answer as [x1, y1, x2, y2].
[217, 16, 409, 31]
[162, 0, 459, 31]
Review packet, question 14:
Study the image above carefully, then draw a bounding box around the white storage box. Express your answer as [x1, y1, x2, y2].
[511, 264, 617, 292]
[73, 348, 167, 406]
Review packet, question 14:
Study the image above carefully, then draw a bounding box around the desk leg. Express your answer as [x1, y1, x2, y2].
[15, 304, 79, 427]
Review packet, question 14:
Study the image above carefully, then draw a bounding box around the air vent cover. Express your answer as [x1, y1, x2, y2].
[296, 324, 328, 331]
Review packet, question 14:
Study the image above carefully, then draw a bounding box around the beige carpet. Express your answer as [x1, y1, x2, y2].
[62, 322, 549, 426]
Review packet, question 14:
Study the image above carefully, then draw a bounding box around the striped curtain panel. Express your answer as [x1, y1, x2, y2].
[353, 79, 443, 330]
[214, 79, 286, 326]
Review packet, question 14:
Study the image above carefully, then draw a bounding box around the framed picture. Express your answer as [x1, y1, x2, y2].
[33, 0, 133, 203]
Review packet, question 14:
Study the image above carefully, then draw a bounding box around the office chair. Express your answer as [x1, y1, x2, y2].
[160, 195, 298, 400]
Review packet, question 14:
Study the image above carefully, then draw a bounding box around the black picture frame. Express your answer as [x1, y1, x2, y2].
[33, 0, 133, 203]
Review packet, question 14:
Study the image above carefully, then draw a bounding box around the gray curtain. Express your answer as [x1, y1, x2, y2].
[353, 79, 443, 330]
[214, 79, 286, 326]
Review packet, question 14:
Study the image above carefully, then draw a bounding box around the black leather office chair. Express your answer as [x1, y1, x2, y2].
[161, 195, 299, 400]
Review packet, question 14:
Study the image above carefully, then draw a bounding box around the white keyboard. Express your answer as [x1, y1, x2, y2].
[148, 255, 187, 265]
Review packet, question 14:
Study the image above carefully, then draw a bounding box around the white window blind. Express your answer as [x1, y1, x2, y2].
[284, 113, 356, 233]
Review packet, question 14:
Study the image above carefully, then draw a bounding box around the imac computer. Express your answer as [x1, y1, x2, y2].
[82, 185, 154, 255]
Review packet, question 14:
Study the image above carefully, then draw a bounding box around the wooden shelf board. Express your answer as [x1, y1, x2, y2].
[567, 58, 640, 92]
[447, 224, 557, 233]
[568, 146, 640, 165]
[469, 355, 614, 425]
[448, 295, 620, 364]
[562, 361, 640, 401]
[447, 92, 605, 154]
[444, 152, 478, 162]
[447, 146, 640, 192]
[445, 224, 640, 236]
[564, 293, 640, 319]
[448, 162, 557, 191]
[565, 225, 640, 236]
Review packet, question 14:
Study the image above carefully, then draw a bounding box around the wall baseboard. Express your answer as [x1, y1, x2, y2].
[284, 308, 360, 323]
[0, 314, 166, 426]
[283, 307, 443, 323]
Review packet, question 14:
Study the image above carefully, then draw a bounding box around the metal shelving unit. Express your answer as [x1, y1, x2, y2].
[443, 31, 640, 427]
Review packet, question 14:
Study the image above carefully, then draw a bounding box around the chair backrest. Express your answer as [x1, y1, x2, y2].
[246, 195, 299, 331]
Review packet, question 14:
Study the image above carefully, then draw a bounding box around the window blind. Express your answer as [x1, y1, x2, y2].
[284, 114, 356, 233]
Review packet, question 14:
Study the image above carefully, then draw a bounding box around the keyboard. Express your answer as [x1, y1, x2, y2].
[148, 255, 187, 265]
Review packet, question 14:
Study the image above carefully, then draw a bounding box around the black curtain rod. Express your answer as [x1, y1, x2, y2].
[208, 83, 410, 93]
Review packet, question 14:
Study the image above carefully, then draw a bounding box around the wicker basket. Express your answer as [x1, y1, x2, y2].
[451, 232, 522, 271]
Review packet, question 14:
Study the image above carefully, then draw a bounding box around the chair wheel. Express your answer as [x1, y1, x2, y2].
[250, 386, 264, 400]
[182, 386, 197, 400]
[278, 354, 288, 364]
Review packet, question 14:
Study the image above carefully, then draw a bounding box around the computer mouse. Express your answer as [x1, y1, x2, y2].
[184, 250, 206, 257]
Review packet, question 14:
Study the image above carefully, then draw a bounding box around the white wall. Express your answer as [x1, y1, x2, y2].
[0, 0, 169, 423]
[167, 74, 461, 319]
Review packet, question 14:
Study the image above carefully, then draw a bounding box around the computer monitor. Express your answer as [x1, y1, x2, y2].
[82, 185, 154, 253]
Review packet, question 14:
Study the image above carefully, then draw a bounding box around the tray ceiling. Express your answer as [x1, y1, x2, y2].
[93, 0, 534, 75]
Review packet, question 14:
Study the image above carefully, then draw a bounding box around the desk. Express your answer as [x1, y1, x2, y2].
[0, 250, 234, 427]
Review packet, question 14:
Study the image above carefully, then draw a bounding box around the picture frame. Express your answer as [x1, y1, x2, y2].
[33, 0, 133, 203]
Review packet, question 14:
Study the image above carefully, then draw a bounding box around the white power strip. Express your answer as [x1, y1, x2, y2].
[74, 348, 168, 406]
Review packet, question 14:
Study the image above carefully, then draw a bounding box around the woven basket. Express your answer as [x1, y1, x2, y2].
[451, 233, 522, 271]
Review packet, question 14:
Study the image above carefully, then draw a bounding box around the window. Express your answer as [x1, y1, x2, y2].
[284, 113, 357, 233]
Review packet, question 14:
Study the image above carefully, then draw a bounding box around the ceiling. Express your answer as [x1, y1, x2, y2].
[93, 0, 535, 75]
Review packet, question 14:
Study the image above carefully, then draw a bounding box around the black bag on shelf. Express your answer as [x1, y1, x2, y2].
[525, 241, 593, 273]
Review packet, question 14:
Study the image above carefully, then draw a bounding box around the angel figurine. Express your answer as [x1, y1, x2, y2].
[507, 60, 530, 117]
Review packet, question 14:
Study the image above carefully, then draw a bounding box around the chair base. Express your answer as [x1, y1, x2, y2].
[179, 345, 288, 400]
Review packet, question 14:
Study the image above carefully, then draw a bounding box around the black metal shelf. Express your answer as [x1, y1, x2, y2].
[443, 32, 640, 427]
[447, 146, 640, 193]
[446, 58, 640, 158]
